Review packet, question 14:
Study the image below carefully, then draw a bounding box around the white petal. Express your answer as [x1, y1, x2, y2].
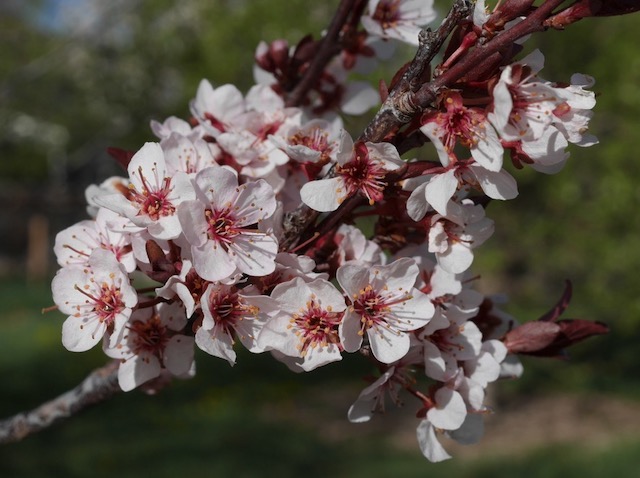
[470, 166, 518, 200]
[118, 354, 161, 392]
[417, 420, 452, 463]
[425, 170, 458, 217]
[427, 387, 466, 430]
[300, 177, 346, 212]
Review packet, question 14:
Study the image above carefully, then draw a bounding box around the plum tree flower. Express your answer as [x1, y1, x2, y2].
[195, 283, 277, 365]
[362, 0, 437, 45]
[15, 0, 615, 462]
[300, 131, 404, 212]
[104, 302, 195, 392]
[189, 79, 245, 137]
[337, 258, 434, 363]
[178, 166, 279, 281]
[259, 277, 347, 371]
[94, 142, 195, 240]
[420, 91, 504, 172]
[52, 249, 138, 352]
[54, 207, 135, 273]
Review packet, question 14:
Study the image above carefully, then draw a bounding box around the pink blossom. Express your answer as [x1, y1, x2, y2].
[301, 132, 404, 212]
[94, 142, 195, 240]
[259, 277, 347, 371]
[196, 283, 277, 365]
[54, 207, 135, 273]
[420, 92, 504, 172]
[337, 258, 434, 363]
[178, 167, 278, 281]
[362, 0, 437, 46]
[104, 302, 194, 392]
[52, 249, 138, 352]
[190, 79, 245, 137]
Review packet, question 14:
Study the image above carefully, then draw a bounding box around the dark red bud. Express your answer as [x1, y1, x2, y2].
[504, 319, 609, 358]
[145, 240, 176, 283]
[106, 147, 135, 170]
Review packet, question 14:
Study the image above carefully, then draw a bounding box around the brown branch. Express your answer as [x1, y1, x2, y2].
[284, 0, 358, 107]
[0, 361, 121, 444]
[360, 0, 474, 142]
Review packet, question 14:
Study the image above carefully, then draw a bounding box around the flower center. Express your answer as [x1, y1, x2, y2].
[205, 208, 239, 245]
[352, 284, 413, 334]
[129, 166, 175, 220]
[337, 142, 388, 205]
[130, 314, 169, 356]
[372, 0, 401, 30]
[290, 299, 343, 356]
[289, 128, 331, 157]
[75, 281, 125, 325]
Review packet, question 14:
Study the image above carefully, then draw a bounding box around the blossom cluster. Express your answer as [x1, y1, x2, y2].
[50, 0, 602, 462]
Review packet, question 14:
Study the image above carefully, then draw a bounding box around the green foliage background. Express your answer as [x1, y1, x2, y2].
[1, 0, 640, 475]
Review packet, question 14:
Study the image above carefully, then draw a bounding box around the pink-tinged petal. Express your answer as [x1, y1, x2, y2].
[339, 310, 364, 353]
[451, 322, 483, 360]
[471, 124, 503, 172]
[371, 258, 419, 292]
[365, 142, 403, 171]
[94, 192, 137, 220]
[194, 166, 239, 206]
[177, 200, 209, 247]
[427, 387, 466, 430]
[146, 213, 183, 241]
[300, 177, 346, 212]
[437, 241, 474, 274]
[118, 354, 161, 392]
[192, 242, 237, 282]
[430, 265, 462, 298]
[368, 326, 411, 364]
[228, 233, 278, 277]
[347, 368, 394, 423]
[423, 340, 448, 381]
[196, 326, 236, 365]
[406, 182, 429, 221]
[500, 355, 524, 378]
[165, 335, 195, 374]
[336, 130, 355, 165]
[521, 127, 569, 165]
[391, 293, 434, 330]
[62, 316, 105, 352]
[258, 315, 300, 356]
[488, 74, 514, 134]
[469, 166, 518, 200]
[417, 420, 452, 462]
[458, 377, 485, 412]
[425, 170, 458, 217]
[233, 180, 277, 226]
[337, 263, 373, 297]
[298, 344, 342, 371]
[420, 122, 450, 167]
[127, 142, 166, 184]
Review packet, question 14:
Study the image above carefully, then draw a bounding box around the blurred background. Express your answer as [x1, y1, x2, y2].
[1, 0, 640, 476]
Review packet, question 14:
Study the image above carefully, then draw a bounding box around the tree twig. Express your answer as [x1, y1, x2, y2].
[0, 361, 121, 444]
[285, 0, 358, 107]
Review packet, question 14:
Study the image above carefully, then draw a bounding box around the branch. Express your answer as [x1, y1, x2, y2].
[0, 361, 121, 444]
[284, 0, 358, 107]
